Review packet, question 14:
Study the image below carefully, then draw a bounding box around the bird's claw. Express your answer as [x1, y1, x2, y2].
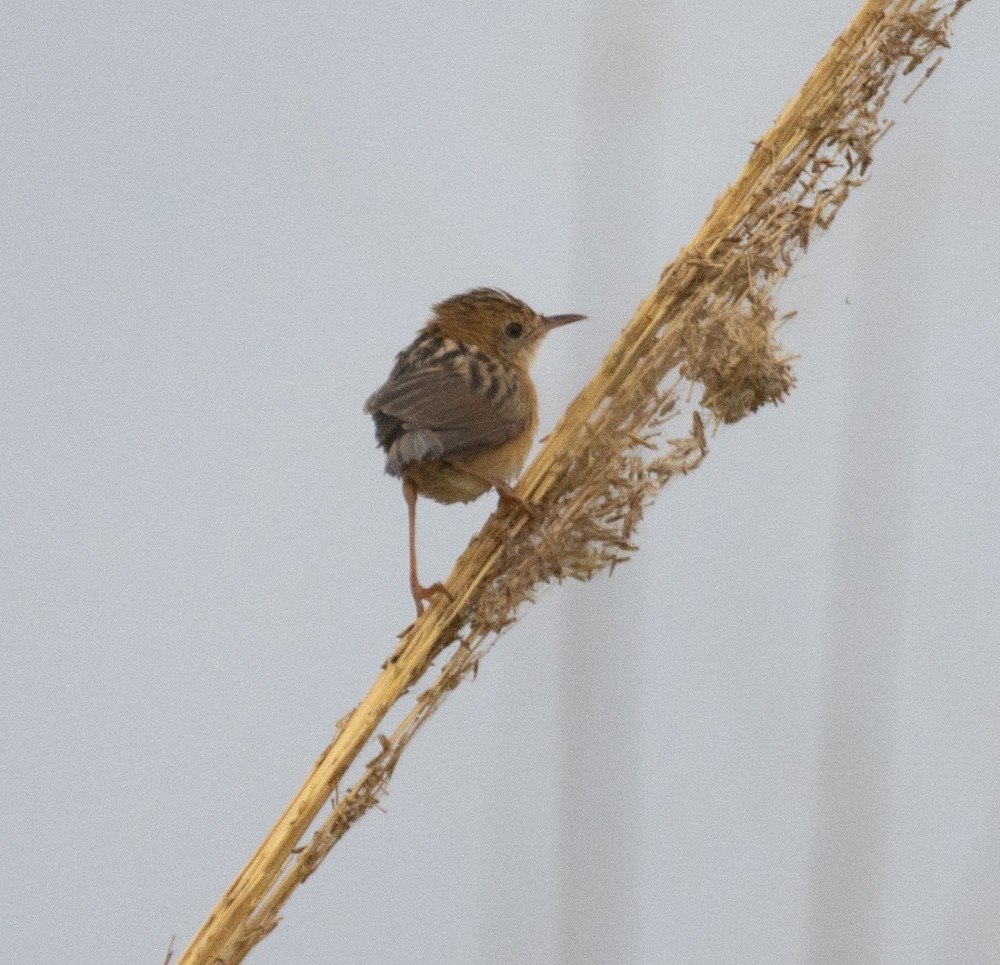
[411, 580, 453, 617]
[495, 483, 540, 519]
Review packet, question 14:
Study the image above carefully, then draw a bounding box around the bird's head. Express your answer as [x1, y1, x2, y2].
[425, 288, 585, 370]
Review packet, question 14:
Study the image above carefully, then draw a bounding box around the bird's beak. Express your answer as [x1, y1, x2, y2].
[541, 312, 586, 331]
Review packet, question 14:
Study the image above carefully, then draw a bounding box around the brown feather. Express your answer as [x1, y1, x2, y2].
[364, 332, 532, 480]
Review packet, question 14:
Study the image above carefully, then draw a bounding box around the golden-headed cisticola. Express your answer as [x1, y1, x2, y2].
[364, 288, 585, 615]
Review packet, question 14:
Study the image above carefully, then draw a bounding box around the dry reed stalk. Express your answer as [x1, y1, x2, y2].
[177, 1, 968, 961]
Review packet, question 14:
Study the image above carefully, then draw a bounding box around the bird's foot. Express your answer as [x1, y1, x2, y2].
[411, 579, 453, 617]
[495, 482, 540, 519]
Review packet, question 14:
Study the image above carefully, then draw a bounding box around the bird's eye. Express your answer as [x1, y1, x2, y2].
[505, 321, 524, 338]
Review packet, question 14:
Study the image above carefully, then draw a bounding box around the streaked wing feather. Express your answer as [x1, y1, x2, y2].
[365, 358, 527, 476]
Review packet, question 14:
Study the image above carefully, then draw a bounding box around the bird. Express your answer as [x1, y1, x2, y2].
[364, 288, 585, 616]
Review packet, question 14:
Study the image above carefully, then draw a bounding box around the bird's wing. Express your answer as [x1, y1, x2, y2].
[364, 348, 529, 477]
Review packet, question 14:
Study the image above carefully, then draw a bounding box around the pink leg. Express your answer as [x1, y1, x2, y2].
[403, 478, 451, 617]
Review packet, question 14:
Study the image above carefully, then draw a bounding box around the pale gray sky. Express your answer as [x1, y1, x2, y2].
[2, 3, 997, 964]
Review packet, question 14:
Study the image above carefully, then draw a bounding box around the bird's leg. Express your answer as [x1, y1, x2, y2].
[403, 477, 452, 617]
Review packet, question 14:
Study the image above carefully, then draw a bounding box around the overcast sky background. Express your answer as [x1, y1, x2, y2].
[2, 2, 998, 964]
